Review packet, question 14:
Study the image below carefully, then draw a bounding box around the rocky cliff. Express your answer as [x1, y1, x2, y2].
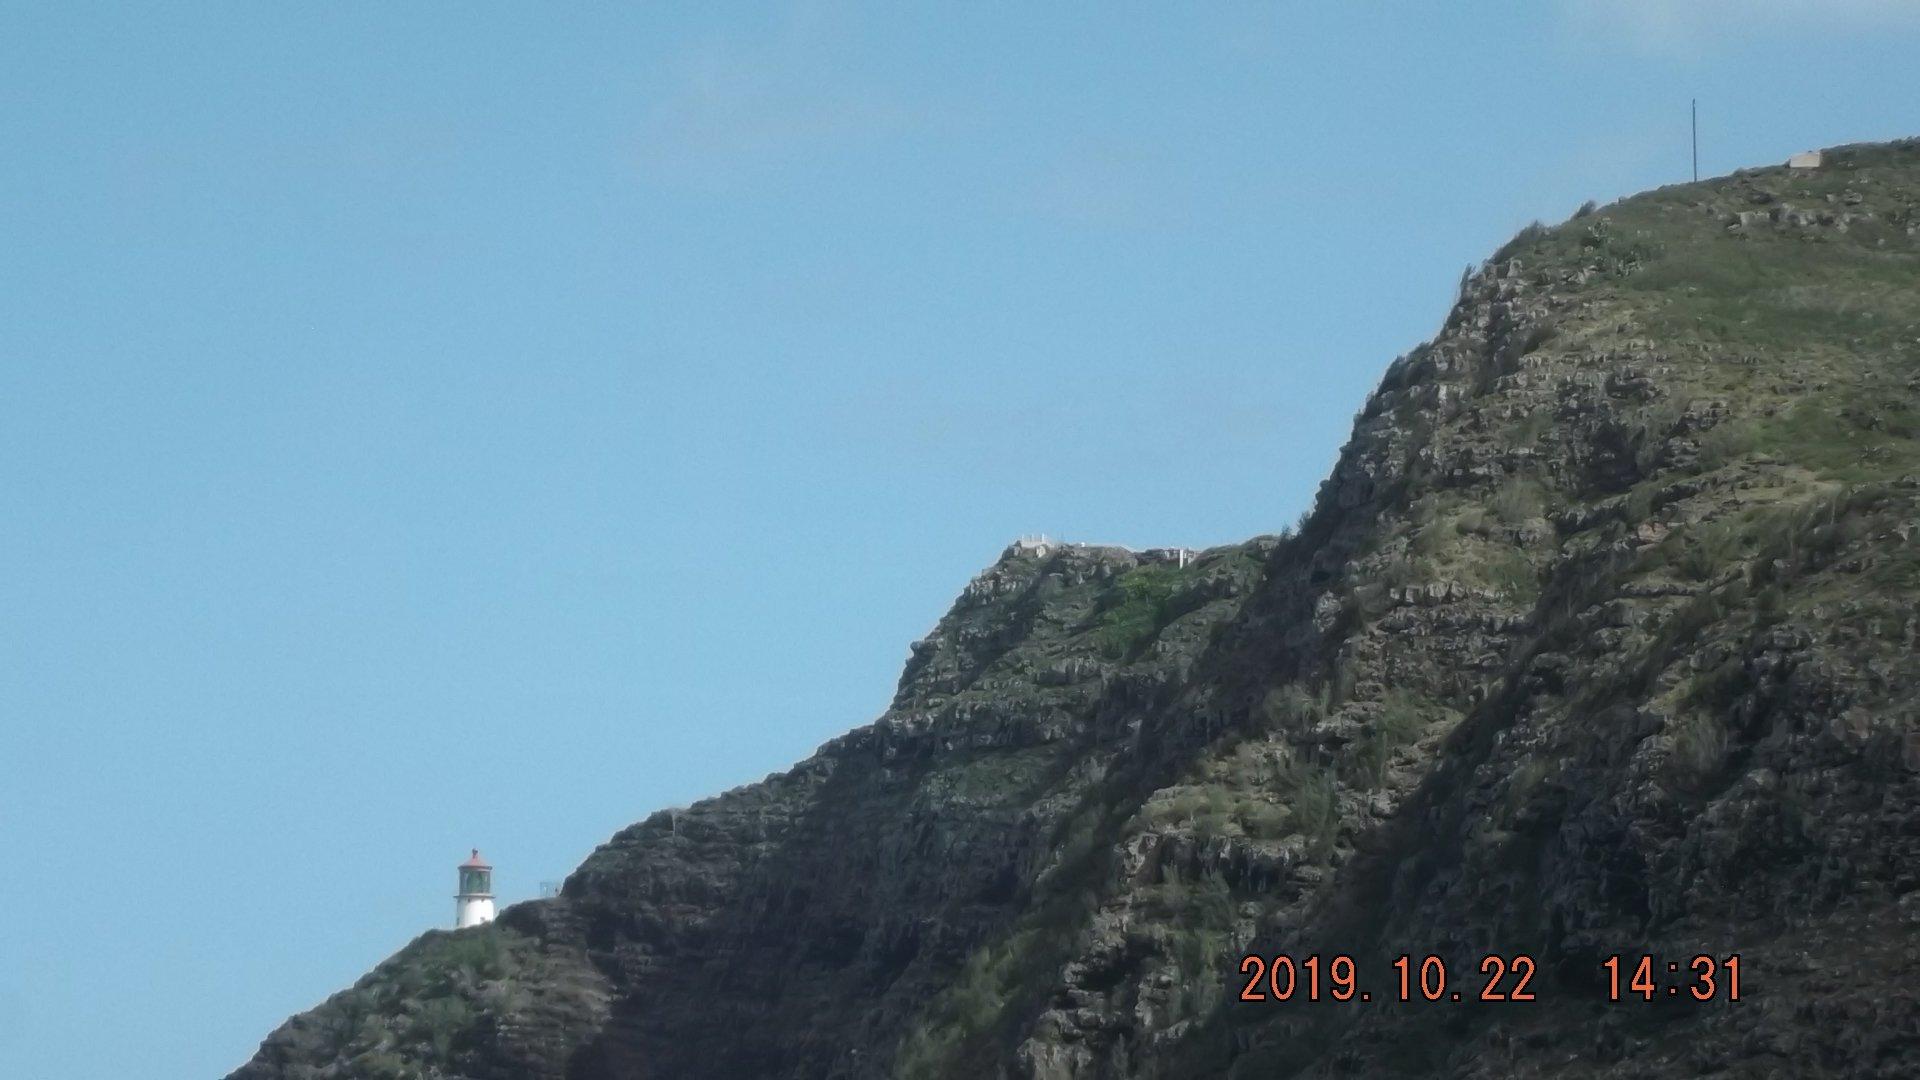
[232, 138, 1920, 1079]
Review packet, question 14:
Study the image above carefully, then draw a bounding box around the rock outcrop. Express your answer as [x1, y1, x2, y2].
[232, 138, 1920, 1079]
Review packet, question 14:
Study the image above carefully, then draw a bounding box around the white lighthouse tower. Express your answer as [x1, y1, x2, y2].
[455, 849, 495, 929]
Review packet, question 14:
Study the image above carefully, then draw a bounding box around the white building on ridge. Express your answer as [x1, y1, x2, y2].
[456, 849, 496, 929]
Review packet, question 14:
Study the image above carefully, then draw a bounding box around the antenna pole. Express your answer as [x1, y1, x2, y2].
[1691, 99, 1698, 182]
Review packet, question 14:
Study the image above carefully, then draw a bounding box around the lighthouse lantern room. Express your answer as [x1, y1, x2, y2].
[456, 849, 495, 928]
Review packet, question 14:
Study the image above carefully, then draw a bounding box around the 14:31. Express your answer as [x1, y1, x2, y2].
[1603, 954, 1742, 1001]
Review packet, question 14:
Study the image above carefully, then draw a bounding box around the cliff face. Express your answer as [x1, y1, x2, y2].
[233, 138, 1920, 1080]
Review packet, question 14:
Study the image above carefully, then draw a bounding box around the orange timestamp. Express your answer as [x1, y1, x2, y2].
[1234, 953, 1744, 1004]
[1602, 953, 1742, 1001]
[1236, 954, 1540, 1003]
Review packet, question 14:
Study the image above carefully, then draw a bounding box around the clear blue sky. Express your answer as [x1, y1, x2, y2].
[2, 4, 1914, 1077]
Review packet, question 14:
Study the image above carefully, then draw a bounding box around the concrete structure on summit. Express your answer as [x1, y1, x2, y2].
[1012, 535, 1195, 567]
[456, 849, 496, 929]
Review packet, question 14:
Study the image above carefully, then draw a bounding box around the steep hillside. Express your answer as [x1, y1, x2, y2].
[232, 138, 1920, 1079]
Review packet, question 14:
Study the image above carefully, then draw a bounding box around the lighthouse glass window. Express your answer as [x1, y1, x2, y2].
[462, 869, 488, 895]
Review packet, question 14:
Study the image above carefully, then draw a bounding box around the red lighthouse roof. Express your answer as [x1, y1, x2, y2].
[460, 848, 490, 869]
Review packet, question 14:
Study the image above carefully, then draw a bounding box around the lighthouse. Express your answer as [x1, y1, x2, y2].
[455, 849, 495, 928]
